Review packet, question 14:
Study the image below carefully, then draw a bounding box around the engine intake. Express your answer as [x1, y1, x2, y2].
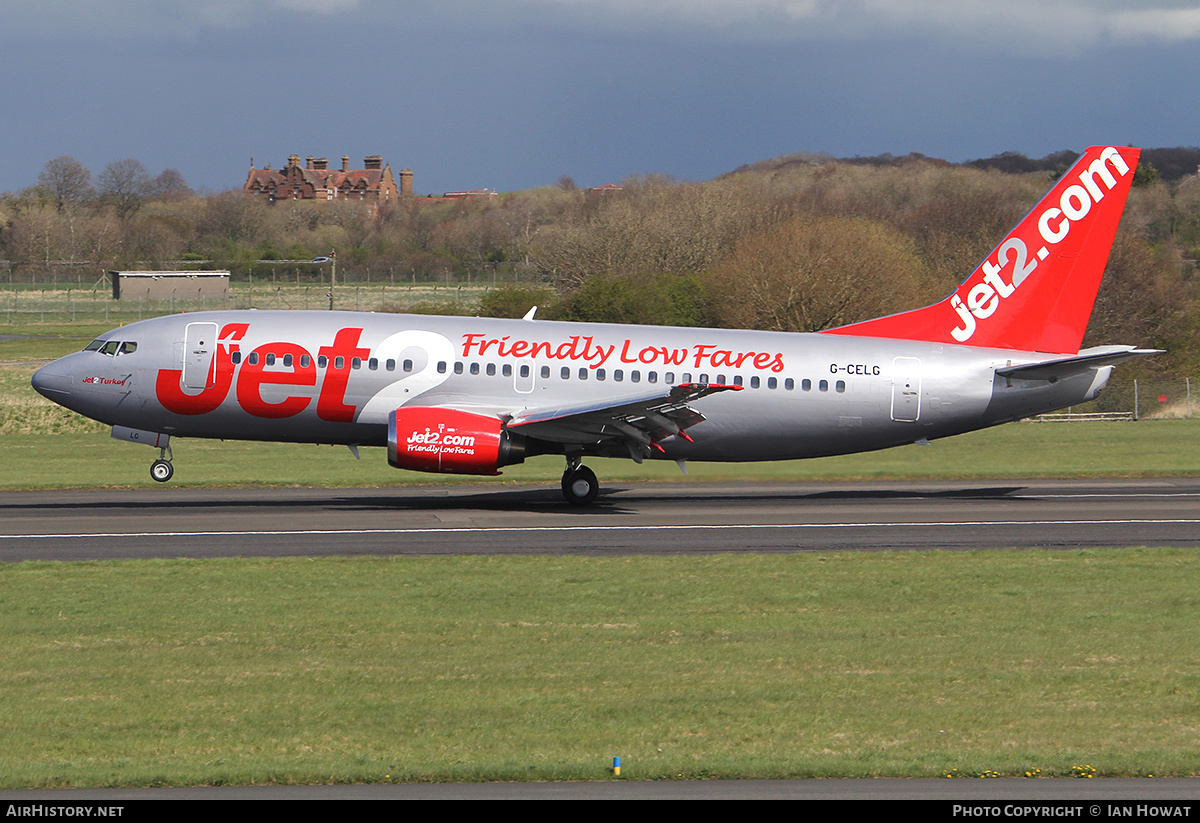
[388, 407, 527, 475]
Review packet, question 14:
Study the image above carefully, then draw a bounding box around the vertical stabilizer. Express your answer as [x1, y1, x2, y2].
[822, 145, 1141, 354]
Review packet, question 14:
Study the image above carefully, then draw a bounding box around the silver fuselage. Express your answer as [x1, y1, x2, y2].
[32, 310, 1109, 463]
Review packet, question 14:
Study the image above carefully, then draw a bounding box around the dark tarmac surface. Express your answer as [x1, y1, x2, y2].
[2, 477, 1199, 562]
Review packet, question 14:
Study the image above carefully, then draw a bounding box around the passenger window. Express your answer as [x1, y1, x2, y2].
[318, 355, 328, 368]
[386, 359, 396, 371]
[578, 368, 588, 380]
[819, 379, 829, 392]
[247, 352, 259, 366]
[561, 367, 571, 380]
[368, 357, 378, 370]
[266, 353, 276, 366]
[596, 369, 606, 381]
[665, 372, 675, 384]
[519, 364, 530, 378]
[631, 370, 640, 383]
[733, 375, 743, 387]
[750, 376, 760, 389]
[335, 356, 345, 369]
[614, 369, 623, 382]
[767, 377, 777, 389]
[454, 362, 464, 374]
[648, 372, 658, 384]
[486, 363, 496, 376]
[502, 364, 512, 377]
[437, 361, 447, 374]
[232, 351, 242, 364]
[283, 354, 293, 367]
[802, 379, 812, 391]
[403, 359, 413, 373]
[541, 366, 550, 379]
[835, 380, 846, 393]
[785, 378, 794, 391]
[471, 363, 480, 375]
[300, 355, 311, 368]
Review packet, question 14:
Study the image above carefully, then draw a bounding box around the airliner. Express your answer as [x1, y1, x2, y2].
[31, 145, 1156, 504]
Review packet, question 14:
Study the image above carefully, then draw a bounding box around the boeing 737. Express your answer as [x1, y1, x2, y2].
[32, 145, 1156, 504]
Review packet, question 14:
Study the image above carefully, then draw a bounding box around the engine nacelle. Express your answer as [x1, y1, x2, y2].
[388, 407, 527, 475]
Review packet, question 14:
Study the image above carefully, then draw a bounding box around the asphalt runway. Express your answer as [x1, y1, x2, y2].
[3, 477, 1200, 562]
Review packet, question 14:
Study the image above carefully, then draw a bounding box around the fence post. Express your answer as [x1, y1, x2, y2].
[1134, 379, 1139, 421]
[1188, 378, 1192, 419]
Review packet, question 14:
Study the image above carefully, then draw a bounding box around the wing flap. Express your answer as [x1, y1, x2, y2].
[509, 382, 741, 458]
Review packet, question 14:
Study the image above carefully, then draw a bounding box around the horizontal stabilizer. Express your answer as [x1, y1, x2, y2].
[996, 346, 1162, 381]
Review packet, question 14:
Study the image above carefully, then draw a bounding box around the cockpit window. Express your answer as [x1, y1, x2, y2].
[85, 339, 138, 356]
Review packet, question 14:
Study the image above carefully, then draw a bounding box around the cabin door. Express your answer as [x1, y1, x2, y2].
[182, 322, 219, 390]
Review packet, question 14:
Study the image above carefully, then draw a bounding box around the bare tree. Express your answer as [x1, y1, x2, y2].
[706, 213, 930, 332]
[38, 155, 94, 211]
[98, 158, 154, 219]
[152, 168, 194, 200]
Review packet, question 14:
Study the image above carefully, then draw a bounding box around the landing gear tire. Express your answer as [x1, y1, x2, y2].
[561, 465, 599, 506]
[150, 459, 174, 483]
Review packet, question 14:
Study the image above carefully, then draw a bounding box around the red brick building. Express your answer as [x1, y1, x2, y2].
[244, 154, 412, 203]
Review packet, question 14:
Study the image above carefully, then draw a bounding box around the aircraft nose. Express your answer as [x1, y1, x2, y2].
[31, 359, 73, 401]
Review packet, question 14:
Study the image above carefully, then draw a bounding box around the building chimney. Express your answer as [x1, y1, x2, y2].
[364, 155, 383, 170]
[342, 156, 350, 172]
[313, 157, 328, 170]
[399, 169, 413, 197]
[306, 155, 315, 170]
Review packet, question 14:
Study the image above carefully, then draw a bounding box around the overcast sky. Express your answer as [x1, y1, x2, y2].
[3, 1, 1200, 195]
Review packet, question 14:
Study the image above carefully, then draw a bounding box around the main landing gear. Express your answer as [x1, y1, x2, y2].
[561, 461, 599, 506]
[150, 445, 174, 483]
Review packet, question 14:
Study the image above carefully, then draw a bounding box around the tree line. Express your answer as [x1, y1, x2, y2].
[3, 150, 1200, 380]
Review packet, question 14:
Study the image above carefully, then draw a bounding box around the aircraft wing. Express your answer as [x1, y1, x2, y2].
[996, 346, 1163, 381]
[507, 382, 742, 462]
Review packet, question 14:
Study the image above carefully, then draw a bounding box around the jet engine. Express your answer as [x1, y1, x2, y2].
[388, 407, 527, 475]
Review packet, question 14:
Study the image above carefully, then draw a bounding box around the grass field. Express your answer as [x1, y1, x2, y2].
[2, 318, 1200, 787]
[2, 550, 1198, 788]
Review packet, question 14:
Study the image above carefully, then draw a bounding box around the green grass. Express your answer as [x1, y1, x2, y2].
[0, 550, 1196, 788]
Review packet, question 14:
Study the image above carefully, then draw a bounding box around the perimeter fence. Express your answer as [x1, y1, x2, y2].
[0, 282, 491, 324]
[1036, 377, 1195, 421]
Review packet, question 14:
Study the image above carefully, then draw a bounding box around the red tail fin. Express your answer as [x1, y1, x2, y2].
[822, 145, 1140, 354]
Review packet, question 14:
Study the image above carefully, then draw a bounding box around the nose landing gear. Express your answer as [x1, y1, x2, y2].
[150, 445, 174, 483]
